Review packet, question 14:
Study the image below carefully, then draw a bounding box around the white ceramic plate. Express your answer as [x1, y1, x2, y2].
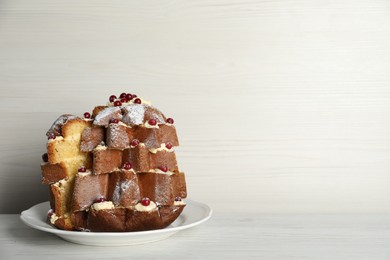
[20, 200, 212, 246]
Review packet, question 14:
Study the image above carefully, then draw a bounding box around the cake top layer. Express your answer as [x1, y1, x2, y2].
[92, 103, 167, 127]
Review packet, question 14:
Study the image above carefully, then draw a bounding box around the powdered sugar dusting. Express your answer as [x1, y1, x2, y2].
[122, 104, 166, 126]
[112, 180, 131, 205]
[143, 133, 158, 149]
[80, 127, 105, 152]
[107, 123, 129, 149]
[121, 104, 146, 126]
[147, 108, 166, 124]
[93, 107, 122, 126]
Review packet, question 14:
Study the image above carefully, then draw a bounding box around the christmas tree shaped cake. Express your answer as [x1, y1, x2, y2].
[41, 93, 187, 231]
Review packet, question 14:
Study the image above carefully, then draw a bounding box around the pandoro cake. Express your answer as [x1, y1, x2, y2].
[41, 93, 187, 232]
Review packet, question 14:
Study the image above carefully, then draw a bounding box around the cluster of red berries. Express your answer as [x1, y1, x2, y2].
[82, 92, 144, 119]
[109, 93, 141, 107]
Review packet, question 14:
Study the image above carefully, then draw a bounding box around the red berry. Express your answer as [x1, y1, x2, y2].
[114, 100, 122, 106]
[148, 119, 157, 126]
[165, 143, 173, 149]
[78, 166, 86, 172]
[141, 197, 150, 206]
[119, 93, 127, 98]
[175, 197, 182, 202]
[120, 98, 126, 103]
[84, 112, 91, 119]
[47, 209, 54, 218]
[123, 162, 132, 170]
[110, 118, 119, 124]
[166, 118, 174, 124]
[125, 93, 133, 101]
[109, 95, 117, 102]
[158, 165, 168, 172]
[42, 153, 48, 162]
[94, 197, 106, 203]
[134, 98, 141, 104]
[48, 133, 56, 140]
[130, 139, 139, 147]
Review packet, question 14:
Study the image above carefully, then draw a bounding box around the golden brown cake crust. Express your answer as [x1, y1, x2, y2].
[71, 173, 109, 212]
[41, 162, 67, 184]
[80, 127, 105, 152]
[93, 148, 122, 175]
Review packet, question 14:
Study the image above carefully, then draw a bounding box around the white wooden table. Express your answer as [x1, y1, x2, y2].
[2, 213, 390, 259]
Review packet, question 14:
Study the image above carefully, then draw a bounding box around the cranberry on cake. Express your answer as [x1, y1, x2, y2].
[41, 93, 187, 232]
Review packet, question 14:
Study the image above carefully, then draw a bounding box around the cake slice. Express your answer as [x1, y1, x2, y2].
[42, 115, 93, 230]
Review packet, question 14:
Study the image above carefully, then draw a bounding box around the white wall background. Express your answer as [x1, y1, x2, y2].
[1, 0, 390, 214]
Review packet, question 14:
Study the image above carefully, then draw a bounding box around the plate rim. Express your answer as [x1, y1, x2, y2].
[20, 199, 212, 237]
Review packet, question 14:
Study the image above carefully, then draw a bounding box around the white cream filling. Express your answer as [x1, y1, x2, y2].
[118, 121, 130, 127]
[131, 142, 145, 149]
[94, 144, 107, 151]
[134, 201, 157, 212]
[109, 121, 130, 128]
[143, 121, 159, 129]
[149, 143, 174, 154]
[53, 178, 67, 188]
[140, 98, 151, 105]
[174, 200, 186, 206]
[48, 136, 64, 143]
[122, 168, 136, 174]
[77, 169, 92, 177]
[150, 168, 174, 175]
[50, 212, 58, 224]
[91, 201, 115, 211]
